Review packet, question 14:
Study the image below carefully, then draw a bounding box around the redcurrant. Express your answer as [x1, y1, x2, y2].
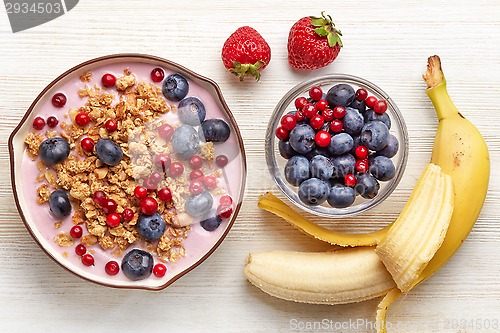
[280, 115, 297, 131]
[309, 115, 325, 130]
[355, 88, 368, 101]
[32, 117, 45, 130]
[150, 68, 165, 83]
[373, 100, 388, 114]
[46, 116, 59, 128]
[106, 213, 121, 227]
[105, 261, 120, 275]
[140, 197, 158, 215]
[105, 119, 117, 132]
[315, 130, 331, 148]
[70, 225, 83, 239]
[81, 253, 94, 266]
[294, 97, 308, 110]
[153, 263, 167, 277]
[309, 86, 323, 101]
[365, 96, 378, 109]
[275, 127, 289, 140]
[134, 186, 148, 199]
[158, 188, 173, 202]
[101, 73, 116, 88]
[51, 93, 66, 108]
[329, 119, 343, 133]
[344, 174, 357, 187]
[333, 106, 346, 119]
[355, 146, 369, 159]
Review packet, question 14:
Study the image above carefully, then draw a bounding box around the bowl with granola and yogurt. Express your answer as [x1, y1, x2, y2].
[9, 54, 247, 290]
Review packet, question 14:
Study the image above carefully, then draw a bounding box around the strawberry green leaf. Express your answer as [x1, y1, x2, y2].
[314, 28, 328, 36]
[327, 33, 342, 47]
[228, 61, 264, 81]
[310, 17, 326, 27]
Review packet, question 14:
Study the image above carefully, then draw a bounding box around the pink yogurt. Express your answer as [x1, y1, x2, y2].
[21, 61, 245, 285]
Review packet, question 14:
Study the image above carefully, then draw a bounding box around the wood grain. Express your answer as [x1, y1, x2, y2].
[1, 0, 499, 332]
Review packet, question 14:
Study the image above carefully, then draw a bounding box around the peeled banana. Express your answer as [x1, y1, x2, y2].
[245, 56, 490, 332]
[245, 247, 395, 305]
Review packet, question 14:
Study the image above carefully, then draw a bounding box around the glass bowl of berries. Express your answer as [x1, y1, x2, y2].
[266, 74, 408, 217]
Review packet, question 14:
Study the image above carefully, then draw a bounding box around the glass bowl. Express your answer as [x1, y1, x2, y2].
[265, 74, 408, 218]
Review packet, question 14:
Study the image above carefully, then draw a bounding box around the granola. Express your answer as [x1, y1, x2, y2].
[25, 65, 235, 282]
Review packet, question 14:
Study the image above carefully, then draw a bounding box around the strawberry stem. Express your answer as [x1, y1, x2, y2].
[310, 12, 343, 48]
[228, 61, 264, 81]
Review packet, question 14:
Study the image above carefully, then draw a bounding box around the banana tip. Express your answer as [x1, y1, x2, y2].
[423, 55, 445, 89]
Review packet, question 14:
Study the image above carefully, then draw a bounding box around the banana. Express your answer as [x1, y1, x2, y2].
[245, 247, 395, 305]
[374, 56, 490, 331]
[245, 163, 452, 304]
[245, 56, 489, 333]
[375, 164, 453, 292]
[411, 55, 490, 288]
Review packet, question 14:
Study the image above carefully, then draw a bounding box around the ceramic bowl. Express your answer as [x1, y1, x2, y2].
[9, 54, 246, 290]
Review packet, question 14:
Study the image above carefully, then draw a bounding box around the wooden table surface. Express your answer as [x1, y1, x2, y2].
[1, 1, 499, 332]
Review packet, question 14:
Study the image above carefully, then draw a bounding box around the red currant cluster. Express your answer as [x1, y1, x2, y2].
[275, 85, 392, 192]
[68, 225, 95, 268]
[276, 86, 387, 144]
[32, 115, 59, 130]
[70, 222, 167, 277]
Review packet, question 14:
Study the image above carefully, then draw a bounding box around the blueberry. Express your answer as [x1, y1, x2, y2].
[137, 212, 166, 241]
[331, 153, 356, 178]
[178, 97, 206, 126]
[199, 210, 222, 232]
[355, 173, 380, 199]
[172, 124, 200, 158]
[298, 178, 330, 206]
[326, 84, 356, 107]
[162, 73, 189, 102]
[360, 121, 389, 151]
[38, 137, 70, 166]
[327, 184, 356, 208]
[349, 98, 366, 114]
[121, 249, 153, 281]
[343, 107, 365, 136]
[278, 140, 297, 159]
[377, 134, 399, 158]
[185, 191, 213, 217]
[304, 146, 329, 160]
[369, 156, 396, 181]
[48, 190, 71, 219]
[310, 155, 334, 181]
[200, 119, 231, 143]
[328, 133, 354, 156]
[284, 155, 310, 186]
[364, 109, 391, 129]
[95, 138, 123, 166]
[328, 177, 344, 185]
[289, 123, 316, 154]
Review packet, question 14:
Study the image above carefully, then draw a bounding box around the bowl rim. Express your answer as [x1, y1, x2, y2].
[265, 74, 408, 218]
[8, 53, 247, 290]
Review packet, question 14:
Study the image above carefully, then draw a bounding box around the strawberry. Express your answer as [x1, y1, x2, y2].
[222, 26, 271, 81]
[287, 12, 343, 70]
